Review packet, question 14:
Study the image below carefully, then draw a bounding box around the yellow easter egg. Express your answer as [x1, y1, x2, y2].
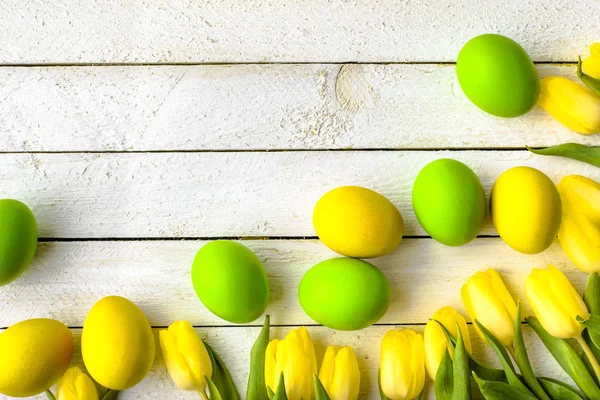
[491, 166, 562, 254]
[82, 296, 155, 390]
[313, 186, 404, 258]
[0, 319, 73, 397]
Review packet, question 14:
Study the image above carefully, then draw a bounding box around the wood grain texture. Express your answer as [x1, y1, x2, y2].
[0, 239, 587, 328]
[1, 0, 598, 64]
[0, 151, 597, 238]
[1, 64, 600, 151]
[0, 325, 573, 400]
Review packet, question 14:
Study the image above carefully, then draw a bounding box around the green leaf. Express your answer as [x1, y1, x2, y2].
[513, 302, 551, 400]
[583, 329, 600, 385]
[473, 373, 537, 400]
[578, 314, 600, 349]
[205, 341, 241, 400]
[378, 370, 391, 400]
[578, 56, 600, 97]
[527, 316, 600, 399]
[435, 348, 454, 400]
[474, 320, 533, 396]
[272, 374, 288, 400]
[45, 390, 57, 400]
[539, 377, 585, 400]
[206, 375, 224, 400]
[436, 319, 506, 382]
[267, 387, 275, 399]
[247, 315, 271, 400]
[527, 144, 600, 168]
[452, 326, 471, 400]
[314, 375, 332, 400]
[101, 390, 119, 400]
[586, 274, 600, 314]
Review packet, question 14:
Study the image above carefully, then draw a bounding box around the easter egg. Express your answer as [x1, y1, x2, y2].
[313, 186, 404, 258]
[298, 258, 391, 330]
[491, 166, 561, 254]
[82, 296, 155, 390]
[412, 159, 486, 246]
[0, 319, 73, 397]
[0, 199, 38, 286]
[457, 34, 540, 117]
[192, 241, 269, 324]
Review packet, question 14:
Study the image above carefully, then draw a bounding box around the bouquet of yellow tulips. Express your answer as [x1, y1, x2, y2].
[246, 316, 361, 400]
[378, 267, 600, 400]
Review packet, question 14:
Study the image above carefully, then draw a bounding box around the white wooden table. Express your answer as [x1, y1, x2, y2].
[1, 0, 600, 398]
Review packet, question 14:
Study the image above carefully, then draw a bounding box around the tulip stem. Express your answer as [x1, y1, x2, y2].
[45, 390, 56, 400]
[507, 345, 517, 362]
[576, 335, 600, 381]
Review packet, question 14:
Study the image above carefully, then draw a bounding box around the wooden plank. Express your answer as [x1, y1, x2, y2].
[0, 239, 586, 328]
[0, 0, 597, 64]
[0, 151, 598, 239]
[0, 325, 572, 399]
[1, 64, 599, 151]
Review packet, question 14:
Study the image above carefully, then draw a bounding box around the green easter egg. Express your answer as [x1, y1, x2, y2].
[457, 34, 540, 117]
[412, 159, 486, 246]
[191, 241, 269, 324]
[298, 258, 391, 330]
[0, 199, 38, 286]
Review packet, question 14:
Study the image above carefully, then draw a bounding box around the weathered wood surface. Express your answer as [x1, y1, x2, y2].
[0, 64, 599, 151]
[1, 0, 598, 64]
[0, 151, 597, 238]
[0, 239, 586, 328]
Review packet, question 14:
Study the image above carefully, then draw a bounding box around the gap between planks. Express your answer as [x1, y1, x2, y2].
[0, 61, 577, 68]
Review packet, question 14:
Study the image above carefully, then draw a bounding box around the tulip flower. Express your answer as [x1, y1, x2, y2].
[318, 346, 360, 400]
[423, 306, 472, 380]
[265, 326, 317, 400]
[55, 367, 98, 400]
[159, 320, 213, 398]
[537, 76, 600, 135]
[525, 265, 588, 339]
[461, 269, 518, 347]
[582, 43, 600, 79]
[558, 175, 600, 273]
[380, 329, 425, 400]
[525, 265, 600, 380]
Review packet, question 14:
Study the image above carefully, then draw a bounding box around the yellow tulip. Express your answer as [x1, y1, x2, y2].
[424, 306, 472, 381]
[159, 320, 213, 394]
[583, 43, 600, 79]
[318, 346, 360, 400]
[525, 265, 589, 339]
[558, 175, 600, 273]
[461, 269, 518, 347]
[265, 326, 317, 400]
[538, 76, 600, 135]
[380, 329, 425, 400]
[56, 367, 98, 400]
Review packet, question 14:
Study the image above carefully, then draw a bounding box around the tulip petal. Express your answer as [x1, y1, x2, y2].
[329, 347, 360, 400]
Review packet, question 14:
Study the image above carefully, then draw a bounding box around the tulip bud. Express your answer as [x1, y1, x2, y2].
[56, 367, 98, 400]
[424, 306, 472, 381]
[461, 269, 518, 347]
[380, 329, 425, 400]
[265, 326, 317, 400]
[583, 43, 600, 80]
[159, 320, 213, 393]
[318, 346, 360, 400]
[558, 175, 600, 273]
[538, 76, 600, 135]
[525, 265, 589, 339]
